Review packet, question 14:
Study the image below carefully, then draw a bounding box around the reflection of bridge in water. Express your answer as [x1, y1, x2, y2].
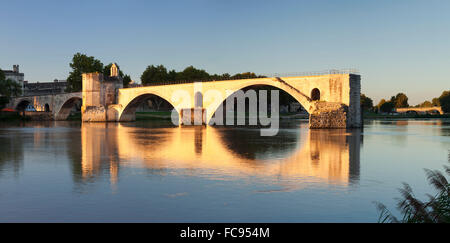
[78, 123, 361, 188]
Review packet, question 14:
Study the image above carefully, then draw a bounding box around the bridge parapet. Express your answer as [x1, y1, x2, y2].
[9, 92, 82, 120]
[395, 107, 444, 115]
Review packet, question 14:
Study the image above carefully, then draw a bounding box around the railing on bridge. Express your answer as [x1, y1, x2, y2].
[129, 68, 360, 87]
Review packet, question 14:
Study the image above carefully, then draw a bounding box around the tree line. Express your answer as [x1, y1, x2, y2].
[361, 91, 450, 113]
[140, 65, 265, 85]
[65, 53, 265, 92]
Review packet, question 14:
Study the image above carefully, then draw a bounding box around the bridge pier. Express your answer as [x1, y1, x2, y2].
[309, 102, 350, 128]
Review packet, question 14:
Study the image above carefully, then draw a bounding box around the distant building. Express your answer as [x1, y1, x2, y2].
[2, 65, 25, 92]
[23, 79, 68, 96]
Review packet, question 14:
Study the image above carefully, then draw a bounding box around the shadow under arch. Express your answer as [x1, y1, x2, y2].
[56, 97, 82, 120]
[213, 124, 303, 161]
[208, 84, 309, 126]
[15, 99, 32, 111]
[119, 93, 178, 122]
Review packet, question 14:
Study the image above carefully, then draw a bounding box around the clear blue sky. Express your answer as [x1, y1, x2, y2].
[1, 0, 449, 105]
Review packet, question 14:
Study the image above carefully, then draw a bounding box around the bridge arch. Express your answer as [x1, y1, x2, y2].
[119, 92, 179, 122]
[15, 99, 33, 111]
[205, 81, 314, 125]
[55, 97, 82, 120]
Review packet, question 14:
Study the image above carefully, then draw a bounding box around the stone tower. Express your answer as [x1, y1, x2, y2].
[81, 63, 124, 122]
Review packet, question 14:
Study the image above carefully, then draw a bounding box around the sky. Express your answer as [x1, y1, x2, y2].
[1, 0, 449, 105]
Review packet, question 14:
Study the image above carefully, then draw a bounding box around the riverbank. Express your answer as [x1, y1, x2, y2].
[363, 112, 450, 119]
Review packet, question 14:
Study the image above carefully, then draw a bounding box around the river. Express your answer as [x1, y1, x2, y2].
[0, 119, 449, 222]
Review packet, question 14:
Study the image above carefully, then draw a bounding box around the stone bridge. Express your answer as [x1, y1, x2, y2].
[82, 65, 361, 128]
[8, 64, 362, 128]
[396, 107, 444, 115]
[9, 92, 82, 120]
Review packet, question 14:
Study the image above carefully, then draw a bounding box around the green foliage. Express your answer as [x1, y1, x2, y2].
[140, 64, 266, 85]
[140, 65, 170, 85]
[376, 93, 408, 112]
[230, 72, 264, 79]
[360, 93, 373, 111]
[65, 54, 133, 91]
[418, 100, 433, 107]
[376, 99, 394, 113]
[376, 157, 450, 223]
[123, 74, 131, 88]
[65, 53, 104, 92]
[0, 69, 5, 81]
[391, 93, 409, 108]
[178, 66, 210, 81]
[432, 98, 440, 107]
[438, 90, 450, 113]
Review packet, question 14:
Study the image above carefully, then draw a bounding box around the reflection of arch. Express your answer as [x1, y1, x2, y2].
[55, 97, 82, 120]
[44, 103, 50, 112]
[79, 122, 361, 185]
[207, 82, 313, 125]
[119, 93, 178, 122]
[311, 88, 320, 101]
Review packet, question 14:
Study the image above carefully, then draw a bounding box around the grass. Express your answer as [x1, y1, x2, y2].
[136, 111, 173, 120]
[67, 112, 82, 121]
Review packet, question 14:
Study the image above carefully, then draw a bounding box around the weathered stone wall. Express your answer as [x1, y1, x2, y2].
[9, 92, 82, 120]
[82, 106, 107, 122]
[309, 102, 348, 128]
[23, 111, 53, 121]
[81, 73, 123, 122]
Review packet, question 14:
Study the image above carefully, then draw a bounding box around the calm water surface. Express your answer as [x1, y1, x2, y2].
[0, 119, 449, 222]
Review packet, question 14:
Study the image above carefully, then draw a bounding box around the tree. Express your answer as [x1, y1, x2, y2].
[177, 66, 210, 81]
[0, 68, 4, 81]
[419, 101, 433, 107]
[377, 99, 394, 113]
[66, 53, 103, 92]
[438, 90, 450, 113]
[391, 93, 409, 108]
[140, 65, 170, 85]
[123, 75, 132, 88]
[231, 72, 264, 80]
[432, 97, 440, 106]
[360, 94, 373, 111]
